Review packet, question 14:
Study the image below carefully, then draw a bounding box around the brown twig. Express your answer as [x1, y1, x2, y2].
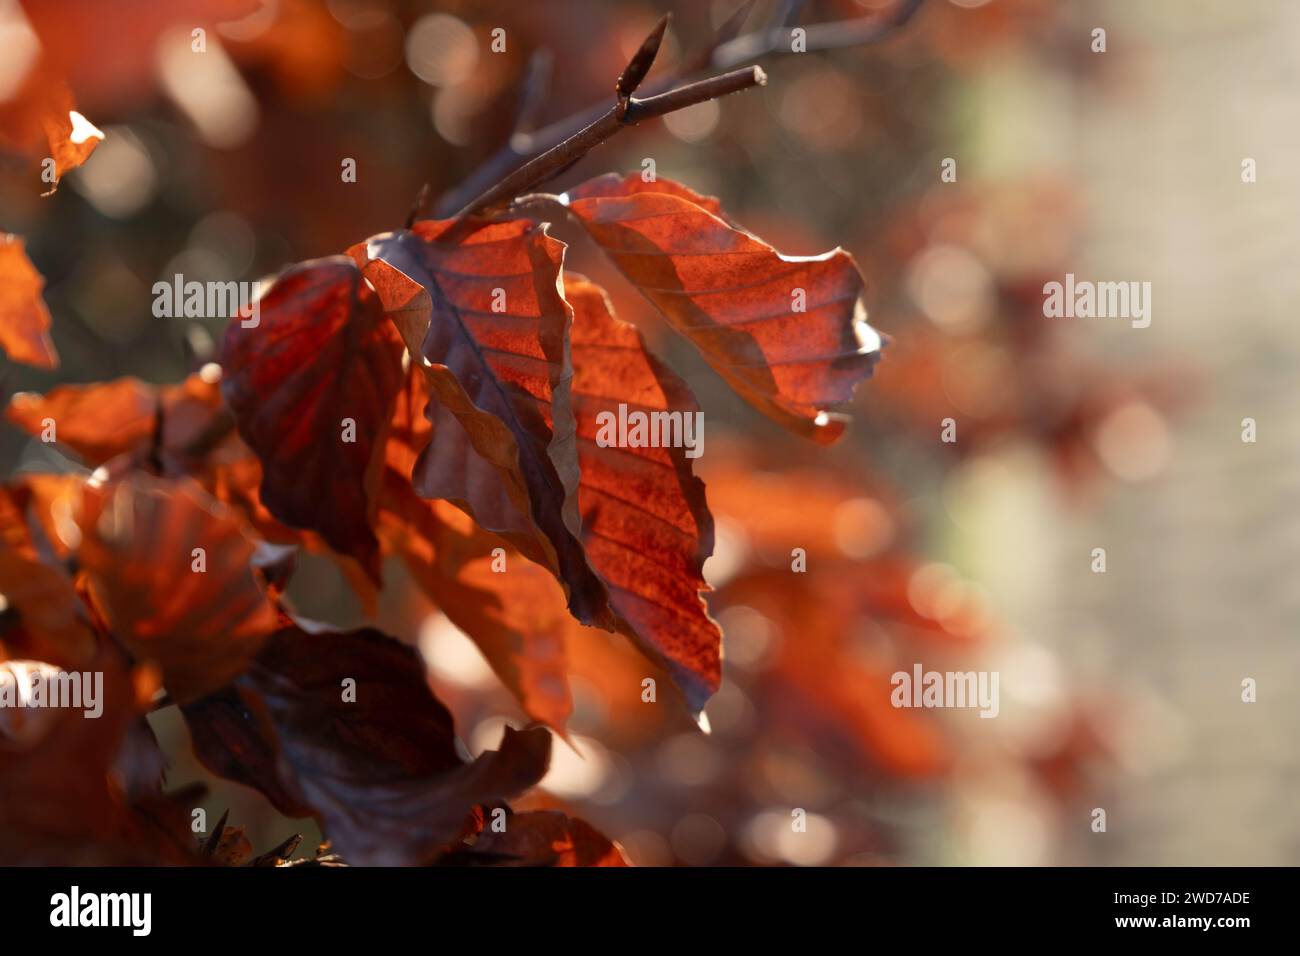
[431, 0, 925, 219]
[452, 65, 765, 219]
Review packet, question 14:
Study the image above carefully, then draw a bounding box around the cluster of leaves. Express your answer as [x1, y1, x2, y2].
[0, 5, 888, 862]
[0, 164, 880, 863]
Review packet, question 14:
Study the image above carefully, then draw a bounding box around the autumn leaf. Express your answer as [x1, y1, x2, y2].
[8, 378, 157, 464]
[379, 471, 575, 730]
[181, 684, 313, 821]
[565, 275, 720, 711]
[0, 234, 58, 368]
[199, 450, 381, 615]
[377, 371, 573, 727]
[5, 366, 387, 616]
[0, 74, 102, 195]
[377, 274, 722, 713]
[220, 256, 405, 583]
[459, 810, 630, 867]
[185, 624, 554, 865]
[0, 477, 94, 668]
[561, 172, 883, 443]
[37, 81, 103, 196]
[5, 369, 232, 474]
[77, 475, 279, 704]
[0, 647, 196, 865]
[353, 219, 612, 627]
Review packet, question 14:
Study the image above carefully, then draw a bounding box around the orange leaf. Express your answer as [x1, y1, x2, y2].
[565, 274, 720, 711]
[0, 477, 94, 667]
[0, 74, 102, 195]
[354, 220, 612, 628]
[37, 81, 102, 195]
[562, 173, 883, 443]
[78, 475, 278, 704]
[0, 647, 195, 865]
[0, 235, 57, 368]
[5, 370, 228, 470]
[380, 470, 575, 730]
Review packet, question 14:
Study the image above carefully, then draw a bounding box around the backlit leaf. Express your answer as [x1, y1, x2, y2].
[0, 235, 58, 368]
[77, 475, 278, 703]
[562, 173, 883, 443]
[220, 256, 405, 582]
[354, 219, 612, 627]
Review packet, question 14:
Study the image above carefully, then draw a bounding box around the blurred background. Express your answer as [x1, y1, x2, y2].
[2, 0, 1295, 865]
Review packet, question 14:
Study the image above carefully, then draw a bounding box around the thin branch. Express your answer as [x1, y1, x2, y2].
[432, 0, 925, 218]
[452, 66, 766, 219]
[405, 50, 555, 228]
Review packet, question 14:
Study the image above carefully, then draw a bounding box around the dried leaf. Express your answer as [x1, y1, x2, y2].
[5, 371, 228, 470]
[220, 256, 405, 582]
[185, 624, 554, 865]
[379, 470, 574, 730]
[0, 648, 196, 864]
[0, 478, 94, 667]
[37, 82, 103, 195]
[78, 475, 278, 704]
[353, 219, 612, 627]
[0, 76, 102, 194]
[562, 173, 883, 443]
[0, 234, 58, 368]
[565, 275, 720, 711]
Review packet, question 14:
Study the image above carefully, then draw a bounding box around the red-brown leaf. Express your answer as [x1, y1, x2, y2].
[219, 256, 405, 582]
[378, 371, 573, 727]
[7, 378, 154, 463]
[0, 648, 196, 865]
[184, 624, 553, 865]
[379, 471, 574, 730]
[562, 173, 883, 443]
[5, 370, 234, 482]
[0, 477, 94, 668]
[0, 235, 58, 368]
[353, 219, 612, 627]
[379, 275, 723, 712]
[77, 475, 279, 704]
[565, 275, 720, 711]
